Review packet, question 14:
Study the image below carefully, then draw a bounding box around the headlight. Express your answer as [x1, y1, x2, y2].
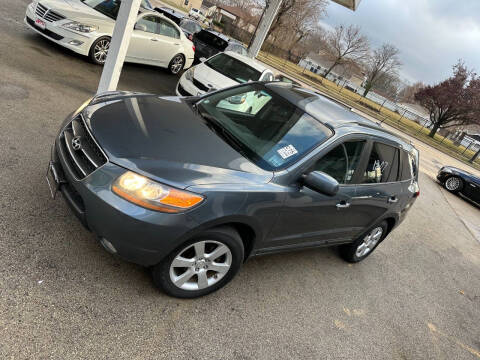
[62, 21, 98, 33]
[440, 167, 452, 173]
[184, 66, 195, 81]
[112, 171, 204, 213]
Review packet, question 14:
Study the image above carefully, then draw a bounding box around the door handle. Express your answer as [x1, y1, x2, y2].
[336, 201, 351, 209]
[151, 38, 159, 42]
[174, 43, 180, 45]
[388, 196, 399, 203]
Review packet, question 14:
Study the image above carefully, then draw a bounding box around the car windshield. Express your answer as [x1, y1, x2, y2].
[205, 53, 261, 83]
[82, 0, 152, 19]
[180, 20, 202, 33]
[195, 31, 228, 50]
[196, 84, 332, 170]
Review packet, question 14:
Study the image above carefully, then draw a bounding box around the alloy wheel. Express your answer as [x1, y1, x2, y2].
[355, 227, 383, 258]
[170, 55, 184, 74]
[445, 177, 460, 191]
[169, 240, 232, 291]
[94, 39, 110, 64]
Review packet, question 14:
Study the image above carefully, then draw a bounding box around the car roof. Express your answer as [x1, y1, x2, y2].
[201, 29, 231, 42]
[223, 51, 270, 73]
[265, 82, 414, 150]
[157, 7, 184, 17]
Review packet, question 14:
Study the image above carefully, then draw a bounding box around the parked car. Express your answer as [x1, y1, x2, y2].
[25, 0, 195, 74]
[176, 51, 274, 96]
[192, 29, 247, 62]
[154, 6, 185, 25]
[189, 7, 207, 24]
[179, 18, 203, 41]
[47, 82, 420, 298]
[437, 166, 480, 204]
[275, 74, 302, 86]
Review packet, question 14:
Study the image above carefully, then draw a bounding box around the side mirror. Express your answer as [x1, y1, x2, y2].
[303, 171, 339, 196]
[134, 24, 147, 32]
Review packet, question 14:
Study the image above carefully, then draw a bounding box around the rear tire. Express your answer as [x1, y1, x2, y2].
[89, 36, 111, 65]
[168, 54, 185, 75]
[444, 176, 463, 193]
[152, 227, 244, 298]
[340, 221, 388, 263]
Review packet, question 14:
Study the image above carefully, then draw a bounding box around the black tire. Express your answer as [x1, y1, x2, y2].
[444, 176, 463, 194]
[89, 36, 111, 65]
[152, 227, 244, 298]
[340, 221, 388, 263]
[168, 54, 185, 75]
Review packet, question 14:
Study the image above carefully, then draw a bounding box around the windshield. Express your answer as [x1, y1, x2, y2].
[82, 0, 152, 19]
[195, 31, 228, 50]
[180, 20, 202, 33]
[196, 84, 332, 170]
[205, 53, 262, 83]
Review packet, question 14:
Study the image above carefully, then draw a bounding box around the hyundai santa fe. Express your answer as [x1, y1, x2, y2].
[47, 82, 420, 298]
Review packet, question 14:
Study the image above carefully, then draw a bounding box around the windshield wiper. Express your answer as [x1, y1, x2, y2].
[195, 110, 248, 157]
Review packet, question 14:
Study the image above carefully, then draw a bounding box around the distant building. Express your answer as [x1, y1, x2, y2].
[200, 0, 216, 17]
[298, 52, 365, 88]
[214, 5, 257, 33]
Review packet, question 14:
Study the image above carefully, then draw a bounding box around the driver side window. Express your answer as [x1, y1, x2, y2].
[314, 141, 365, 184]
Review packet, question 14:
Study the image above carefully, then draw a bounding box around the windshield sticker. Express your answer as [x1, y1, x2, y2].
[277, 145, 298, 159]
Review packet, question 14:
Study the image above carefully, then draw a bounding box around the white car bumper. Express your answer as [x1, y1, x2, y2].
[25, 3, 95, 57]
[176, 73, 207, 97]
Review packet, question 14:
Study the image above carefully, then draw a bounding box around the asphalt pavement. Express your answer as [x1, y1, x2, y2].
[1, 1, 479, 359]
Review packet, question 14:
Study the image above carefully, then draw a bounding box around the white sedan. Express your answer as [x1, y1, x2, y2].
[24, 0, 195, 74]
[176, 51, 274, 97]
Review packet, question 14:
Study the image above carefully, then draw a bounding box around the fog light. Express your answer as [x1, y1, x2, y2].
[100, 237, 117, 254]
[68, 40, 84, 46]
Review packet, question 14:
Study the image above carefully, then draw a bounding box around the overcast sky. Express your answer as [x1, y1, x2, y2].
[319, 0, 480, 85]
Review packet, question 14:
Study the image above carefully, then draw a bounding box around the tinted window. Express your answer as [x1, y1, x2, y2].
[136, 15, 159, 34]
[83, 0, 151, 19]
[197, 84, 332, 171]
[362, 143, 400, 183]
[196, 31, 228, 50]
[315, 141, 365, 184]
[205, 53, 262, 83]
[159, 19, 180, 38]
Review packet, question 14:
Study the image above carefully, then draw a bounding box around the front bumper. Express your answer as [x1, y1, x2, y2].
[51, 136, 199, 266]
[176, 74, 204, 97]
[25, 3, 93, 56]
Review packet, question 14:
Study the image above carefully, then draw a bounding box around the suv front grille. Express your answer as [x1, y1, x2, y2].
[36, 3, 66, 22]
[59, 114, 107, 179]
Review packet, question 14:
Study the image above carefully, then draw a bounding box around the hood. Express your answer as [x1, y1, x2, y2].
[83, 94, 273, 189]
[38, 0, 114, 26]
[193, 63, 238, 93]
[442, 166, 480, 182]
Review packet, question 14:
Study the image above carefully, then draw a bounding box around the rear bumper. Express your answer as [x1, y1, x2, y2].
[50, 133, 199, 266]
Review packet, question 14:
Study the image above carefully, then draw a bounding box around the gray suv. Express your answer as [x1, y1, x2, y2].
[47, 82, 420, 298]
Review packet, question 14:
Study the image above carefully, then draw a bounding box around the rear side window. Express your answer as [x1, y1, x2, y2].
[314, 141, 365, 184]
[196, 31, 228, 50]
[400, 150, 416, 180]
[159, 19, 180, 38]
[362, 142, 400, 183]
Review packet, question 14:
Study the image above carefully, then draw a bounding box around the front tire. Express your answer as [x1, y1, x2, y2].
[340, 221, 388, 263]
[444, 176, 463, 193]
[152, 227, 244, 298]
[168, 54, 185, 75]
[89, 36, 111, 65]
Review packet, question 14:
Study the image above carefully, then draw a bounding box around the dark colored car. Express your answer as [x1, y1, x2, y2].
[193, 29, 247, 62]
[437, 166, 480, 204]
[47, 83, 419, 298]
[154, 6, 184, 24]
[179, 18, 203, 41]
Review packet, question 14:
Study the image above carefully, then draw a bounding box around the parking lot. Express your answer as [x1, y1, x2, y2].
[1, 1, 480, 359]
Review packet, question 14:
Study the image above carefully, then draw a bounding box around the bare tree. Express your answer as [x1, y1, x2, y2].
[363, 43, 401, 97]
[398, 81, 425, 103]
[322, 25, 369, 78]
